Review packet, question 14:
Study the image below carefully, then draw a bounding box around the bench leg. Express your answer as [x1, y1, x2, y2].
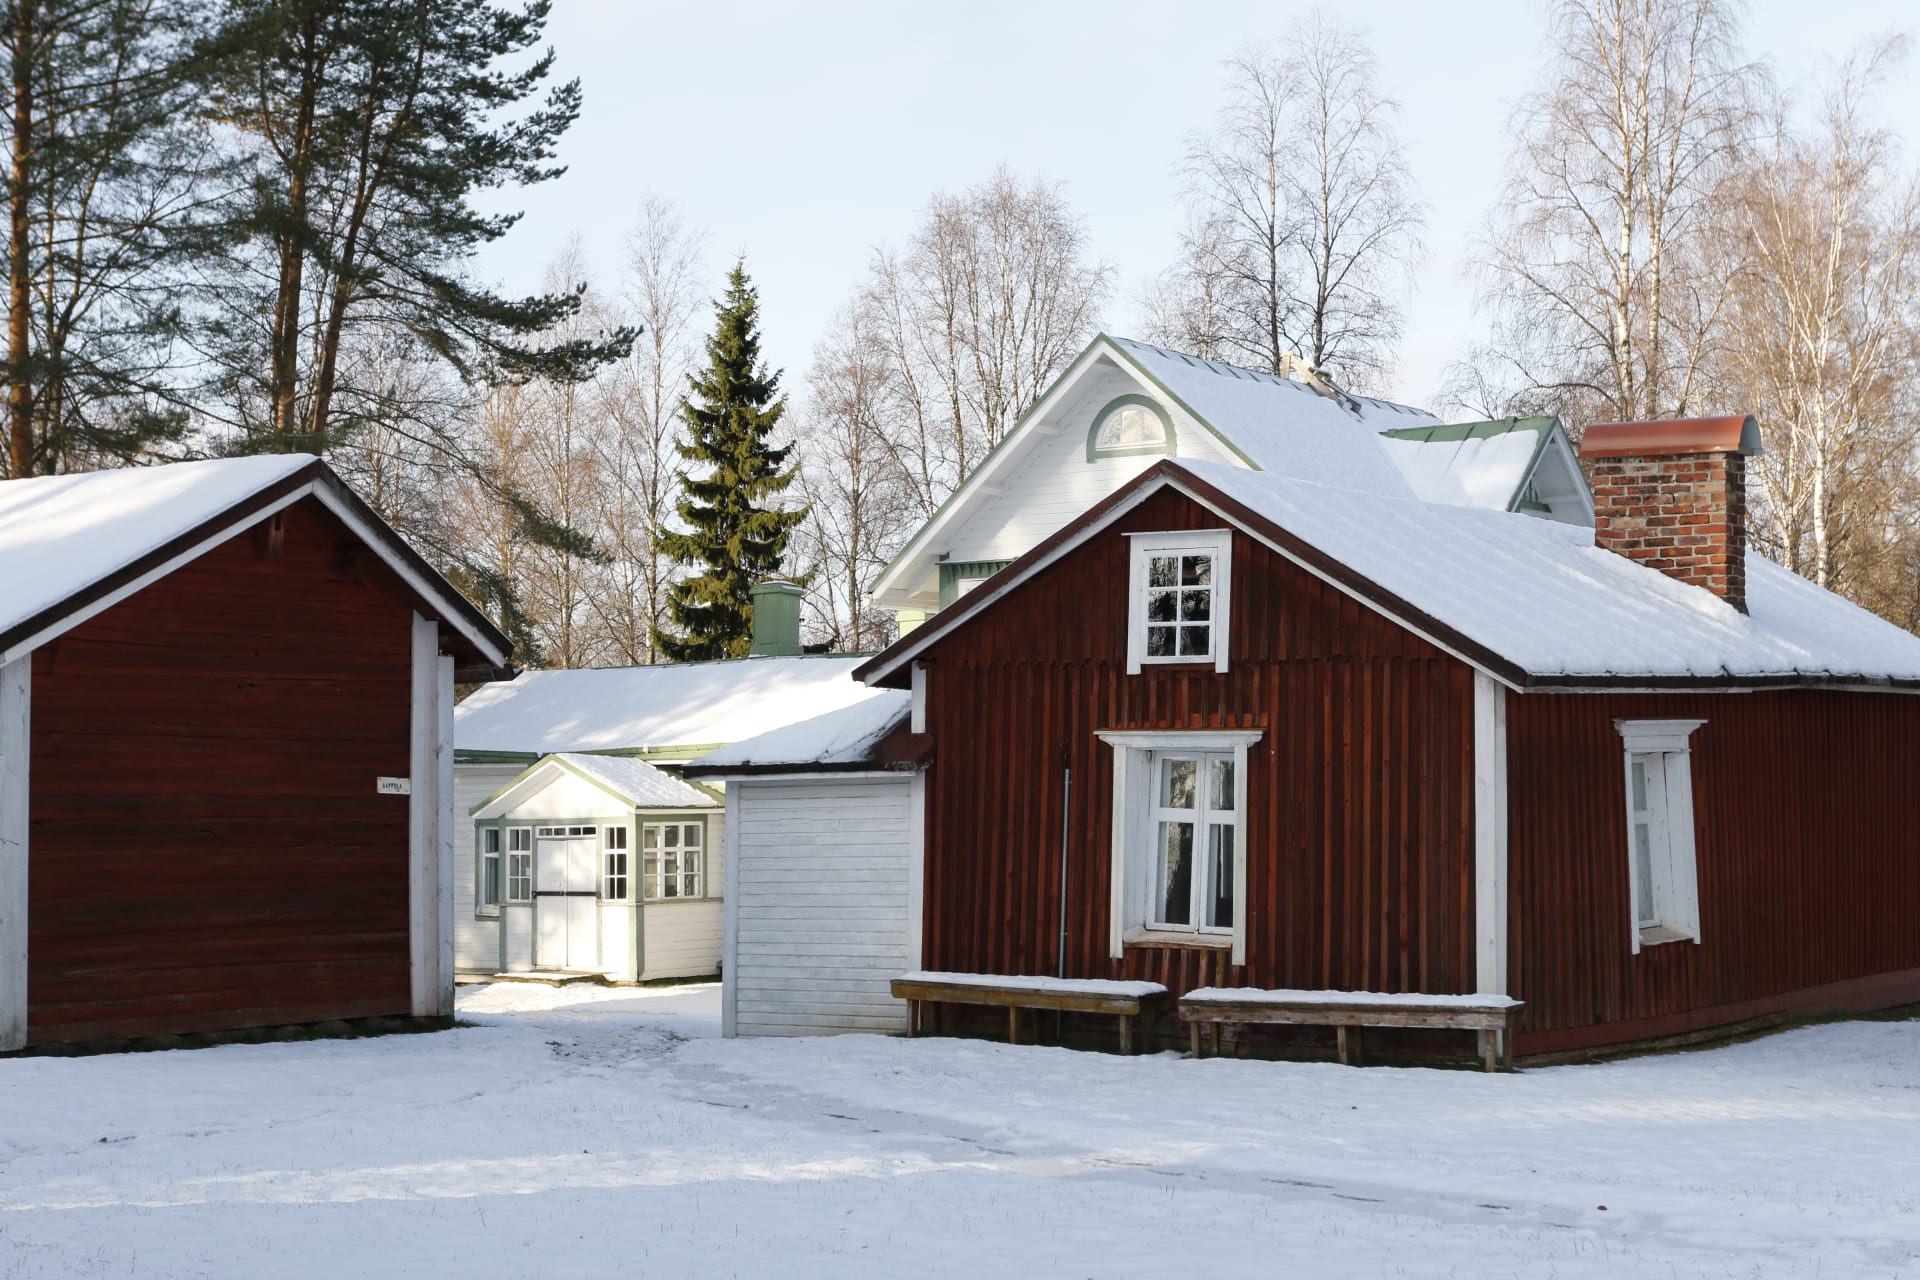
[1336, 1024, 1349, 1066]
[907, 999, 918, 1036]
[1119, 1014, 1132, 1056]
[1189, 1022, 1201, 1059]
[1008, 1006, 1019, 1046]
[1481, 1028, 1497, 1073]
[1502, 1024, 1515, 1073]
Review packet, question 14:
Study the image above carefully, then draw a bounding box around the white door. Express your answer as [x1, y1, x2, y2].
[535, 833, 599, 969]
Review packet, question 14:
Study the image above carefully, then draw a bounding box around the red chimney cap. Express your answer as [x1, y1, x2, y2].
[1580, 415, 1761, 458]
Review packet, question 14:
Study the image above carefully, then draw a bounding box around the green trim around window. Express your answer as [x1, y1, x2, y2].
[937, 559, 1014, 607]
[638, 812, 716, 903]
[1085, 393, 1176, 462]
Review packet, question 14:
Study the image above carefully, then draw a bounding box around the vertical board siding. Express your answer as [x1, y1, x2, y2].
[918, 487, 1477, 1003]
[26, 497, 419, 1043]
[1508, 690, 1920, 1052]
[733, 778, 914, 1035]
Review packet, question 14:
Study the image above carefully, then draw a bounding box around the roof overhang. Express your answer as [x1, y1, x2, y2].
[471, 753, 719, 819]
[0, 458, 513, 679]
[852, 459, 1920, 696]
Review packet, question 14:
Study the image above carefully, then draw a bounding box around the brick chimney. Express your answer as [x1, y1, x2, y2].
[1579, 416, 1762, 613]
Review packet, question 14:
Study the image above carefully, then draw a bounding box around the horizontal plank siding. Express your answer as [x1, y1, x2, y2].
[26, 497, 424, 1043]
[732, 778, 913, 1035]
[452, 765, 516, 974]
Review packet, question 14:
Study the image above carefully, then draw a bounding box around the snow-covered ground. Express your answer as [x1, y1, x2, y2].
[3, 983, 1917, 1278]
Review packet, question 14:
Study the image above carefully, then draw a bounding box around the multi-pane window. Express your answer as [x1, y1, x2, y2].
[1086, 395, 1173, 460]
[643, 821, 704, 900]
[1615, 720, 1705, 950]
[505, 826, 533, 903]
[1127, 531, 1232, 674]
[1144, 553, 1215, 660]
[478, 827, 502, 914]
[603, 826, 630, 901]
[1148, 752, 1236, 933]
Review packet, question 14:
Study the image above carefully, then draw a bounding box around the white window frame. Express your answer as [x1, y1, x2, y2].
[642, 818, 706, 901]
[1614, 719, 1704, 952]
[1099, 729, 1259, 965]
[1126, 530, 1232, 675]
[602, 824, 631, 901]
[476, 826, 502, 917]
[504, 826, 533, 904]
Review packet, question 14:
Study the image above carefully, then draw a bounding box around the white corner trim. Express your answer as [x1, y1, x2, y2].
[1107, 747, 1131, 961]
[907, 772, 926, 971]
[408, 614, 445, 1017]
[1473, 672, 1509, 995]
[1231, 739, 1250, 967]
[0, 655, 28, 1051]
[721, 785, 741, 1038]
[910, 663, 927, 734]
[434, 654, 456, 1017]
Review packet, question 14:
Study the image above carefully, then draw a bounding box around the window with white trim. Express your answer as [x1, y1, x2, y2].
[505, 826, 533, 904]
[1615, 720, 1704, 950]
[477, 827, 502, 915]
[603, 825, 630, 901]
[1086, 394, 1175, 460]
[1126, 530, 1232, 674]
[1100, 730, 1258, 963]
[642, 820, 704, 900]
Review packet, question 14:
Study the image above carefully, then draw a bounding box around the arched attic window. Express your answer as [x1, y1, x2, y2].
[1086, 394, 1175, 461]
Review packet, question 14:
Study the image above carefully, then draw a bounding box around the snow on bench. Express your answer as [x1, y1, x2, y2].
[891, 971, 1171, 1054]
[1178, 987, 1525, 1072]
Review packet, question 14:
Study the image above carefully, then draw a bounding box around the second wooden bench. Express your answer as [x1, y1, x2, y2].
[1179, 988, 1525, 1072]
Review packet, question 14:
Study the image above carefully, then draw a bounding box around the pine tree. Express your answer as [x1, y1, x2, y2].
[653, 261, 804, 662]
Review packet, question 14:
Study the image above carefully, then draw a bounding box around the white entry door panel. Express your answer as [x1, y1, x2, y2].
[535, 833, 598, 970]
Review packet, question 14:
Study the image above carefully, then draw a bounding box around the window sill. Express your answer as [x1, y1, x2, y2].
[1638, 924, 1695, 947]
[1124, 929, 1233, 951]
[475, 910, 500, 920]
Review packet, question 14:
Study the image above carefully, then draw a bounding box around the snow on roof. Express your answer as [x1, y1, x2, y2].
[1380, 429, 1545, 511]
[0, 455, 314, 643]
[455, 655, 887, 755]
[551, 753, 716, 809]
[690, 690, 911, 772]
[1180, 458, 1920, 683]
[1108, 337, 1431, 498]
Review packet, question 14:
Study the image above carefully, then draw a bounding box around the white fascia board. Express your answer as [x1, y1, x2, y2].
[862, 472, 1522, 692]
[0, 483, 314, 667]
[868, 340, 1137, 608]
[1095, 729, 1264, 750]
[688, 769, 913, 783]
[307, 484, 510, 667]
[0, 478, 510, 671]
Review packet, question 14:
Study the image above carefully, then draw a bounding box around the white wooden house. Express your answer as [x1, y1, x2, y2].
[452, 625, 894, 983]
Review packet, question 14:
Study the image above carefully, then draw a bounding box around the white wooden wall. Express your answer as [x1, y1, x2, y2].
[643, 902, 723, 978]
[937, 364, 1240, 570]
[0, 656, 28, 1052]
[452, 764, 517, 975]
[727, 776, 915, 1037]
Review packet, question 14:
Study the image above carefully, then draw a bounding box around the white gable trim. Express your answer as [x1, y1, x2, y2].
[470, 754, 715, 820]
[0, 476, 510, 670]
[869, 335, 1264, 606]
[0, 655, 28, 1051]
[859, 471, 1521, 692]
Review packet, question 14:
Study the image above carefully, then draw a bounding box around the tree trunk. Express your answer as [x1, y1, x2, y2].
[7, 1, 34, 477]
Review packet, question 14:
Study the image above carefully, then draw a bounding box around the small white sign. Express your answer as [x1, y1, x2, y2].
[376, 776, 412, 796]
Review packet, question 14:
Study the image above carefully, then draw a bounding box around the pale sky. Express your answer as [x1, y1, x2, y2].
[476, 0, 1920, 409]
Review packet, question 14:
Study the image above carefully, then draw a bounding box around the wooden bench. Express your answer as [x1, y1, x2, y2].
[1179, 988, 1525, 1072]
[891, 971, 1170, 1055]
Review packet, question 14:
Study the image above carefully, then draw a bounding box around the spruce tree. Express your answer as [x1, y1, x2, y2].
[653, 261, 804, 662]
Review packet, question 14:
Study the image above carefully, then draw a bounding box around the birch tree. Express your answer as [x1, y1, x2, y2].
[861, 167, 1108, 516]
[1175, 18, 1424, 388]
[1469, 0, 1756, 422]
[795, 302, 916, 651]
[1708, 39, 1920, 594]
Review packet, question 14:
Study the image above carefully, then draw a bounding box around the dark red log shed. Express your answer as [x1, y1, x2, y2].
[0, 456, 512, 1049]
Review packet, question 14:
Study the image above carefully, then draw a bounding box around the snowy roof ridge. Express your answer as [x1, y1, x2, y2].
[454, 655, 893, 755]
[549, 753, 717, 809]
[686, 690, 914, 775]
[0, 454, 511, 672]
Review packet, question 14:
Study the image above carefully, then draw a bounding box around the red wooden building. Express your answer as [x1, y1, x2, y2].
[0, 456, 512, 1050]
[850, 417, 1920, 1059]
